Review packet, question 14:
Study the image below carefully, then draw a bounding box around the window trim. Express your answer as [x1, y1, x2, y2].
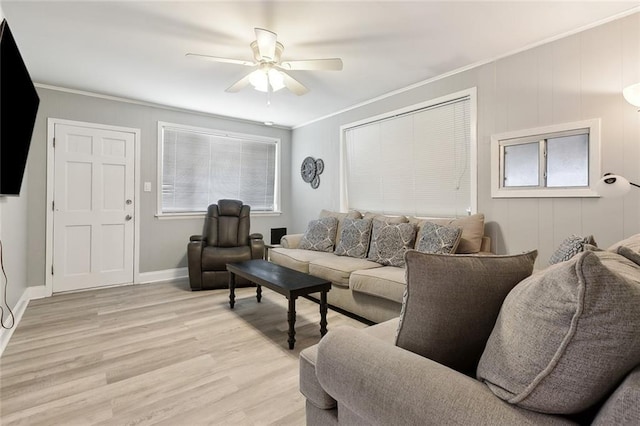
[491, 119, 601, 198]
[156, 121, 281, 218]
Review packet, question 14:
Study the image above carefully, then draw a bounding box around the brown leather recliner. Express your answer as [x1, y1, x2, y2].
[187, 199, 265, 290]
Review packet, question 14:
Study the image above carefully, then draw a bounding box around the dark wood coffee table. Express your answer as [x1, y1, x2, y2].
[226, 260, 332, 349]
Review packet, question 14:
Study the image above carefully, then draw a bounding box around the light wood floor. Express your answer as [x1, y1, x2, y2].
[0, 280, 366, 425]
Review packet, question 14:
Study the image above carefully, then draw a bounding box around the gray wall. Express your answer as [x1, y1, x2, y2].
[0, 3, 29, 310]
[290, 13, 640, 268]
[26, 88, 292, 287]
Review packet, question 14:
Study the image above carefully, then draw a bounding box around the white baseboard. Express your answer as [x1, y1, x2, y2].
[0, 286, 32, 357]
[138, 267, 188, 284]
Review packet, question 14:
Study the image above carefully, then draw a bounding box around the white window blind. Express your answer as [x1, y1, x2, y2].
[160, 124, 277, 213]
[344, 97, 471, 217]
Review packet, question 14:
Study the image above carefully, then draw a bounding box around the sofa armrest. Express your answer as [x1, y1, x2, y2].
[480, 235, 492, 253]
[190, 234, 204, 242]
[281, 233, 303, 249]
[316, 328, 573, 426]
[250, 233, 265, 260]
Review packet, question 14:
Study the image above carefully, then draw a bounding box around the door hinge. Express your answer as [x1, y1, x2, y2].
[51, 265, 54, 275]
[52, 200, 55, 211]
[53, 137, 55, 148]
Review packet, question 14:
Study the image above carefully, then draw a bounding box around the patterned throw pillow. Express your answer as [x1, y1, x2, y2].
[298, 217, 338, 252]
[548, 234, 597, 265]
[367, 220, 417, 267]
[334, 218, 373, 259]
[415, 222, 462, 254]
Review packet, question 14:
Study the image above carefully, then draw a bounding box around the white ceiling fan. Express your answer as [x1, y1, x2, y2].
[187, 28, 343, 96]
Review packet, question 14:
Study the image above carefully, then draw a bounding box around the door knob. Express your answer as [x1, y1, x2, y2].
[126, 199, 132, 205]
[125, 214, 132, 221]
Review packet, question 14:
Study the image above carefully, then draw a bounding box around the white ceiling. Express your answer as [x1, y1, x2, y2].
[3, 1, 639, 128]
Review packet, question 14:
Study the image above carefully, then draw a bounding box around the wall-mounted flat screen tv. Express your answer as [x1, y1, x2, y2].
[0, 18, 40, 196]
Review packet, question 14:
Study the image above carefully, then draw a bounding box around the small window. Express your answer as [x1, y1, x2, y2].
[157, 122, 280, 216]
[491, 119, 600, 198]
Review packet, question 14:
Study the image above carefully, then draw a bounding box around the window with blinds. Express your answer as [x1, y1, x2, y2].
[159, 122, 278, 214]
[343, 95, 474, 217]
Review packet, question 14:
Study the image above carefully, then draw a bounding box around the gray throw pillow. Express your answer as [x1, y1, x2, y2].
[396, 250, 537, 376]
[298, 217, 338, 252]
[614, 245, 640, 266]
[415, 222, 462, 254]
[367, 220, 417, 267]
[548, 234, 596, 265]
[333, 218, 373, 259]
[477, 250, 640, 414]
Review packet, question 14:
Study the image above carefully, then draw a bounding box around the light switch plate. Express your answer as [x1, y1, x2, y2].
[144, 182, 152, 192]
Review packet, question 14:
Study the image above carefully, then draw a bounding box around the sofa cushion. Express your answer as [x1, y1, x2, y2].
[362, 213, 408, 223]
[319, 209, 362, 247]
[592, 365, 640, 425]
[350, 266, 406, 304]
[411, 213, 485, 253]
[367, 220, 417, 267]
[548, 234, 596, 265]
[334, 218, 373, 259]
[299, 217, 339, 252]
[616, 245, 640, 266]
[300, 346, 336, 410]
[477, 250, 640, 414]
[396, 250, 537, 376]
[309, 256, 382, 287]
[415, 222, 462, 254]
[269, 248, 337, 273]
[607, 232, 640, 252]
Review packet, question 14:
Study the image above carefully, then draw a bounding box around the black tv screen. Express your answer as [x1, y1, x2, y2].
[0, 18, 40, 196]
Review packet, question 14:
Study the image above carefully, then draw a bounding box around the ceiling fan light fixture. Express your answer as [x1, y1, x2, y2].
[249, 67, 285, 93]
[249, 69, 268, 92]
[268, 68, 285, 92]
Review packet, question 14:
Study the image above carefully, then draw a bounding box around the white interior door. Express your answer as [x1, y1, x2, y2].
[53, 123, 135, 292]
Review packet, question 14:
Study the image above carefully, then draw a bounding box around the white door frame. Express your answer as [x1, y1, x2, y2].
[45, 118, 141, 296]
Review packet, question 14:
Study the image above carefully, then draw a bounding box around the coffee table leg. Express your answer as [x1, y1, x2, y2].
[320, 290, 328, 336]
[287, 297, 297, 350]
[229, 272, 236, 309]
[256, 284, 262, 303]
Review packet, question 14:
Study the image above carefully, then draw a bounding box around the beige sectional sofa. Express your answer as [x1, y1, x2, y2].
[270, 210, 491, 323]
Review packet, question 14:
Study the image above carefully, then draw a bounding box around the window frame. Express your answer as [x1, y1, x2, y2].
[156, 121, 281, 219]
[491, 119, 601, 198]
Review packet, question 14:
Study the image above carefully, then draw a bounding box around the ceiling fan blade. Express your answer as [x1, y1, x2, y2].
[186, 53, 255, 67]
[255, 28, 277, 61]
[225, 73, 253, 93]
[280, 71, 309, 96]
[279, 58, 343, 71]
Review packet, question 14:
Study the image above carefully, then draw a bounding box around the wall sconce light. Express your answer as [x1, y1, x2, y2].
[623, 82, 640, 110]
[595, 173, 640, 197]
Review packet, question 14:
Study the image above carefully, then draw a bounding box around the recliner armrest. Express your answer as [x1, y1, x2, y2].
[250, 234, 265, 260]
[316, 328, 572, 425]
[187, 240, 204, 290]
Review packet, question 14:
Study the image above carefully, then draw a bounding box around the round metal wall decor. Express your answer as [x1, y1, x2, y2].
[300, 156, 324, 189]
